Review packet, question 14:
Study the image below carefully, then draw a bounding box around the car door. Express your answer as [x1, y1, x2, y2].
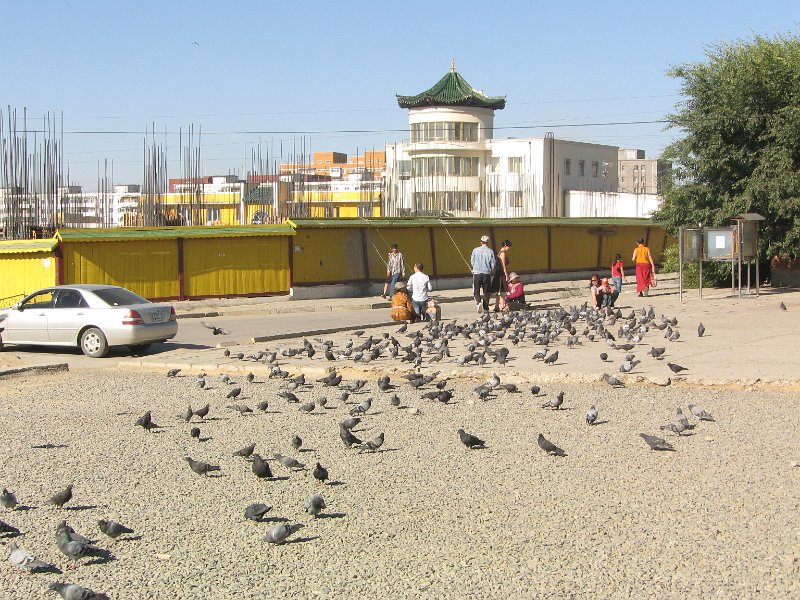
[47, 289, 89, 344]
[2, 290, 55, 344]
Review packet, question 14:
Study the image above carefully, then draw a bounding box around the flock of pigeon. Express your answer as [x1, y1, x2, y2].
[7, 297, 785, 597]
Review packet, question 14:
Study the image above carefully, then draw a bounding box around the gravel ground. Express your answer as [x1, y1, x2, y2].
[1, 360, 799, 599]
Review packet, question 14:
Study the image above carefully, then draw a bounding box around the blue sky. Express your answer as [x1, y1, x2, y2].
[3, 1, 798, 190]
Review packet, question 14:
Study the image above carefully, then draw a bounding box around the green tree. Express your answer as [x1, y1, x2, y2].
[655, 33, 800, 264]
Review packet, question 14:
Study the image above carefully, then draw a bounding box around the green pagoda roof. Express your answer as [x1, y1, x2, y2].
[396, 69, 506, 110]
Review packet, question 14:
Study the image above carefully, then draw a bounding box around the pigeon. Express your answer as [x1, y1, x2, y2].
[166, 368, 181, 378]
[244, 503, 272, 522]
[352, 330, 366, 337]
[603, 373, 624, 387]
[390, 394, 401, 407]
[257, 400, 270, 412]
[697, 322, 705, 337]
[263, 523, 304, 545]
[226, 387, 243, 400]
[780, 301, 787, 311]
[251, 454, 273, 479]
[357, 432, 385, 452]
[97, 519, 134, 539]
[688, 404, 715, 421]
[187, 427, 200, 441]
[340, 417, 361, 430]
[233, 443, 256, 458]
[537, 433, 566, 457]
[185, 457, 220, 476]
[667, 363, 688, 374]
[316, 397, 328, 409]
[180, 406, 193, 423]
[543, 351, 559, 365]
[298, 401, 316, 414]
[135, 411, 158, 432]
[274, 453, 305, 471]
[47, 484, 73, 508]
[639, 432, 675, 451]
[48, 582, 110, 600]
[227, 404, 252, 415]
[56, 521, 93, 545]
[56, 526, 94, 567]
[0, 520, 20, 536]
[0, 488, 18, 510]
[201, 321, 229, 335]
[530, 385, 541, 396]
[648, 347, 666, 359]
[349, 398, 372, 416]
[660, 408, 695, 435]
[340, 424, 363, 448]
[586, 405, 598, 425]
[194, 403, 210, 419]
[457, 428, 486, 449]
[313, 462, 329, 485]
[599, 352, 608, 361]
[220, 374, 231, 384]
[541, 391, 564, 410]
[246, 372, 255, 383]
[8, 541, 52, 573]
[304, 494, 326, 518]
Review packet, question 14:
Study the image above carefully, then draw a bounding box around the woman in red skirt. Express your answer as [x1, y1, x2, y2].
[631, 238, 656, 296]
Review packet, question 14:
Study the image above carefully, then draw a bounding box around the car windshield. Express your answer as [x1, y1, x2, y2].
[92, 288, 150, 307]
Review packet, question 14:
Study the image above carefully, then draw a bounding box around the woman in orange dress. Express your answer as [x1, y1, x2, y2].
[390, 282, 416, 323]
[632, 238, 656, 296]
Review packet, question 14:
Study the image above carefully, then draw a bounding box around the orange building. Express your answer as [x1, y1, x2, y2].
[281, 151, 386, 179]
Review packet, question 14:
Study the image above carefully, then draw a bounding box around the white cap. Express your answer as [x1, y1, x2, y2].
[480, 235, 490, 243]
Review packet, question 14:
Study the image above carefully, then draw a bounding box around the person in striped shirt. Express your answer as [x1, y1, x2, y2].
[383, 244, 406, 299]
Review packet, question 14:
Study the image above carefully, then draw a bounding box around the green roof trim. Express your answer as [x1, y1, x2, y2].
[56, 225, 294, 242]
[0, 238, 58, 255]
[287, 217, 659, 229]
[397, 71, 506, 110]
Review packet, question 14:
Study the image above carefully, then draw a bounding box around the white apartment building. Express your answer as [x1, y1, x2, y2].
[384, 67, 620, 218]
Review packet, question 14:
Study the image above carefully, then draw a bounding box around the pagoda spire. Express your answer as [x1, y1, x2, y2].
[450, 59, 456, 73]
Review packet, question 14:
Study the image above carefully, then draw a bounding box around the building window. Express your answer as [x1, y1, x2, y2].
[579, 160, 585, 177]
[487, 190, 501, 208]
[410, 121, 478, 143]
[508, 157, 523, 173]
[507, 191, 523, 208]
[564, 159, 571, 175]
[592, 161, 599, 177]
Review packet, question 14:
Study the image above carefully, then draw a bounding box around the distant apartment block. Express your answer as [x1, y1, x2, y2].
[617, 149, 671, 195]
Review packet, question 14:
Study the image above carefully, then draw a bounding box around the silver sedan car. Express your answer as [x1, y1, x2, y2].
[0, 284, 178, 358]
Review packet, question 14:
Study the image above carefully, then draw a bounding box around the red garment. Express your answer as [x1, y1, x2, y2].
[611, 259, 624, 278]
[636, 262, 652, 294]
[506, 281, 524, 301]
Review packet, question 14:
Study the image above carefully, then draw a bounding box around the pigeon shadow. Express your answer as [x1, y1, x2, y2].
[268, 476, 290, 482]
[284, 535, 320, 545]
[31, 564, 62, 575]
[261, 516, 289, 523]
[318, 512, 346, 519]
[84, 549, 116, 566]
[0, 531, 22, 538]
[14, 505, 35, 511]
[299, 448, 316, 453]
[327, 481, 346, 487]
[117, 535, 143, 542]
[64, 505, 98, 512]
[30, 443, 69, 449]
[592, 420, 610, 426]
[198, 437, 213, 443]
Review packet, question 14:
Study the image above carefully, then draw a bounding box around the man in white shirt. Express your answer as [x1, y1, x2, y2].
[406, 262, 432, 321]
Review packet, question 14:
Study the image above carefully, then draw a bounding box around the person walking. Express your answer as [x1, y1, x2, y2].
[406, 262, 432, 321]
[611, 253, 627, 294]
[470, 235, 495, 314]
[382, 244, 405, 299]
[632, 238, 656, 296]
[491, 240, 512, 312]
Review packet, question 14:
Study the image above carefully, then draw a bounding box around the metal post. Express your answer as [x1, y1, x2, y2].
[737, 222, 742, 299]
[755, 226, 760, 297]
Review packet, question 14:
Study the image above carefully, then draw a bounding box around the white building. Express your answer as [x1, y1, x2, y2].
[384, 67, 621, 218]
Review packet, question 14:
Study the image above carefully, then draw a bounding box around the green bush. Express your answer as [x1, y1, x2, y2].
[660, 243, 732, 288]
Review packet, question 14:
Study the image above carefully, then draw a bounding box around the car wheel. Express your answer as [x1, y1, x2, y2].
[80, 327, 109, 358]
[128, 343, 152, 355]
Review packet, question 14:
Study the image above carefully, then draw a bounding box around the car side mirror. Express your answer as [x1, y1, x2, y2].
[14, 303, 23, 311]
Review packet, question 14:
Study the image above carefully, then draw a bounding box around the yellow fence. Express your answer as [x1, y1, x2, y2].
[0, 219, 669, 302]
